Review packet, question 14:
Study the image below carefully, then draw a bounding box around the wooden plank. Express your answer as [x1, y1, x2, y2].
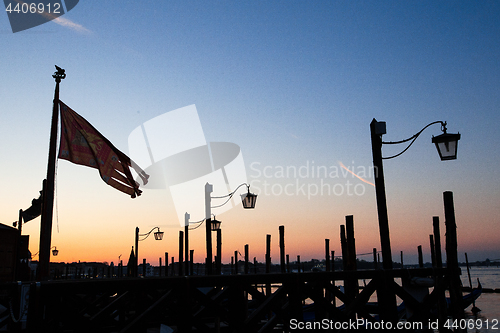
[244, 286, 286, 328]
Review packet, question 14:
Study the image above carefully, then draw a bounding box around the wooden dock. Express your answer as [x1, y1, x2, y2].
[0, 191, 471, 332]
[2, 267, 460, 332]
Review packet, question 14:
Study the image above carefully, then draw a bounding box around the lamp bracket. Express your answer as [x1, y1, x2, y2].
[210, 183, 251, 209]
[138, 226, 162, 241]
[381, 121, 447, 160]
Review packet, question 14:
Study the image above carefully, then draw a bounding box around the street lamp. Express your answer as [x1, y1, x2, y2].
[211, 216, 222, 231]
[205, 182, 257, 275]
[370, 119, 460, 270]
[32, 246, 58, 259]
[135, 226, 164, 277]
[241, 188, 258, 209]
[432, 131, 461, 161]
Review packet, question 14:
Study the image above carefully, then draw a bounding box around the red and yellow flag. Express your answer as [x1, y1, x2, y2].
[58, 101, 148, 198]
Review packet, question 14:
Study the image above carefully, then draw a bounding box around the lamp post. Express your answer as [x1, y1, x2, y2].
[204, 182, 257, 275]
[135, 226, 164, 277]
[370, 119, 460, 270]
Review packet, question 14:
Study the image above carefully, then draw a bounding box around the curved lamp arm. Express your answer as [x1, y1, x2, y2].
[138, 226, 164, 241]
[210, 183, 252, 209]
[381, 121, 447, 160]
[32, 246, 58, 258]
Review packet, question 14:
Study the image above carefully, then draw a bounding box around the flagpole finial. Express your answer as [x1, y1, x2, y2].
[53, 65, 66, 83]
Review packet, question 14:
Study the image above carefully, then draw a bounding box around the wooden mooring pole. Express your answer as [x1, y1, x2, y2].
[430, 234, 436, 268]
[185, 221, 189, 276]
[433, 216, 443, 268]
[179, 231, 184, 276]
[216, 229, 222, 275]
[331, 251, 335, 271]
[325, 239, 330, 272]
[244, 244, 249, 274]
[266, 234, 271, 297]
[190, 250, 194, 276]
[418, 245, 424, 268]
[234, 251, 238, 274]
[340, 225, 348, 271]
[165, 252, 168, 277]
[265, 234, 271, 274]
[345, 215, 359, 310]
[279, 225, 285, 273]
[159, 257, 162, 277]
[444, 191, 464, 329]
[432, 216, 447, 331]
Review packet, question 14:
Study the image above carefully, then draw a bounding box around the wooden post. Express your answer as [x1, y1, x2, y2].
[254, 257, 257, 274]
[346, 216, 357, 271]
[432, 216, 447, 331]
[279, 225, 285, 273]
[433, 216, 443, 268]
[331, 250, 336, 308]
[234, 250, 238, 274]
[331, 251, 335, 271]
[190, 250, 194, 276]
[205, 183, 213, 276]
[286, 254, 290, 273]
[266, 234, 271, 297]
[325, 239, 330, 272]
[216, 229, 222, 275]
[135, 228, 139, 277]
[244, 244, 249, 274]
[165, 252, 168, 277]
[372, 248, 377, 269]
[430, 235, 436, 268]
[231, 256, 234, 274]
[179, 230, 184, 276]
[159, 257, 162, 277]
[297, 255, 301, 273]
[400, 251, 404, 268]
[14, 209, 23, 281]
[418, 245, 424, 268]
[370, 119, 393, 270]
[266, 234, 271, 274]
[185, 222, 189, 276]
[340, 225, 348, 271]
[345, 215, 359, 310]
[444, 191, 464, 327]
[171, 257, 174, 276]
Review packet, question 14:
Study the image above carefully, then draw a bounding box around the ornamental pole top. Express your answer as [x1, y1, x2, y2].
[53, 65, 66, 83]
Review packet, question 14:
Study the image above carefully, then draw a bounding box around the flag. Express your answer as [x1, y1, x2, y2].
[21, 191, 43, 222]
[58, 101, 149, 198]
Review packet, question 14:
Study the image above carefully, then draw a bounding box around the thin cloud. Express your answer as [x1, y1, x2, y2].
[338, 161, 375, 186]
[12, 0, 91, 34]
[53, 16, 91, 34]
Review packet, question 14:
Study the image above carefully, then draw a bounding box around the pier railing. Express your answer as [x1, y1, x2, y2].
[1, 267, 458, 332]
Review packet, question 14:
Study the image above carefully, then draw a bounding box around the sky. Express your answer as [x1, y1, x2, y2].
[1, 1, 499, 267]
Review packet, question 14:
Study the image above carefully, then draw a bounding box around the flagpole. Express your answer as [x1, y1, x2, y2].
[38, 66, 65, 281]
